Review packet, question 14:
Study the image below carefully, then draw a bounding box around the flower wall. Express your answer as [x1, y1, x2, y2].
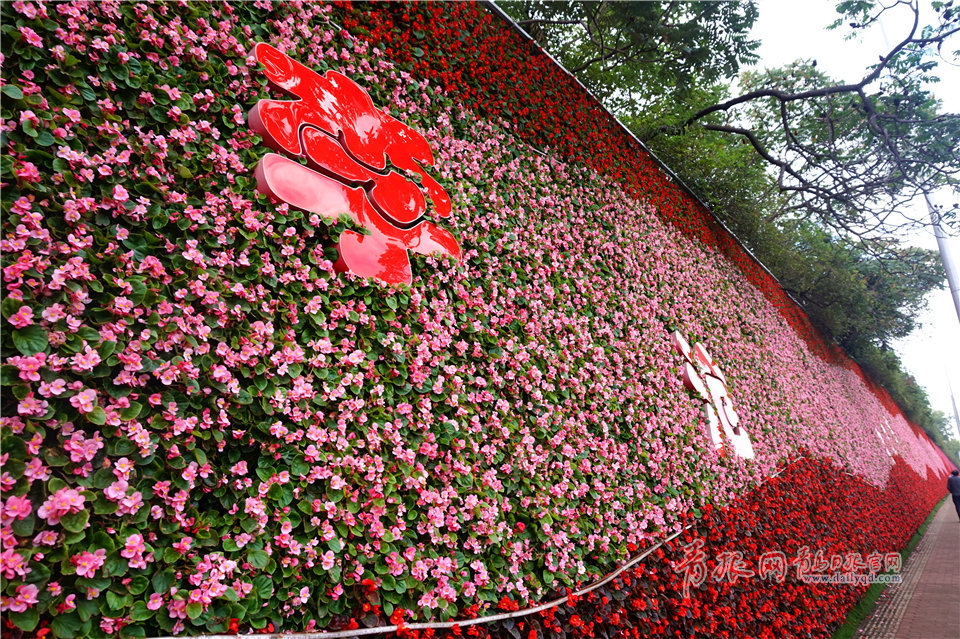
[0, 1, 952, 638]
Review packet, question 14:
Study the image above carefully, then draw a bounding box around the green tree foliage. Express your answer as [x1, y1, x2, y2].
[499, 0, 760, 110]
[689, 58, 960, 250]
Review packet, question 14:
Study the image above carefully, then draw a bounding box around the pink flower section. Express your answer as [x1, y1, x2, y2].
[8, 305, 34, 328]
[71, 548, 106, 578]
[0, 583, 39, 613]
[69, 388, 98, 414]
[17, 26, 42, 47]
[37, 487, 85, 526]
[2, 495, 32, 525]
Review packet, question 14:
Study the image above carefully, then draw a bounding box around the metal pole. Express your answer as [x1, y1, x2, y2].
[948, 373, 960, 440]
[925, 192, 960, 324]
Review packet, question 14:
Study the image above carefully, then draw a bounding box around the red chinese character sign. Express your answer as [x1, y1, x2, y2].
[247, 43, 461, 286]
[672, 331, 755, 459]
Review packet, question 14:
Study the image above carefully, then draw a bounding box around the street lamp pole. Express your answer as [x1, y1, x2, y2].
[925, 192, 960, 325]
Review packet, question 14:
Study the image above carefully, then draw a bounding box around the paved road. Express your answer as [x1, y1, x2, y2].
[857, 498, 960, 639]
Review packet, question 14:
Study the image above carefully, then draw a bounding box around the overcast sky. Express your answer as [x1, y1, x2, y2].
[750, 0, 960, 438]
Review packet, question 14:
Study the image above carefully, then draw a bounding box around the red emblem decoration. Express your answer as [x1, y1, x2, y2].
[247, 43, 461, 285]
[671, 331, 754, 459]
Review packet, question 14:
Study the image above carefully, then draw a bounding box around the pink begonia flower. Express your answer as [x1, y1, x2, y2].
[167, 599, 187, 619]
[172, 537, 192, 554]
[38, 378, 65, 397]
[147, 593, 164, 610]
[69, 389, 98, 414]
[8, 305, 34, 328]
[0, 549, 31, 579]
[1, 583, 39, 613]
[62, 108, 81, 123]
[17, 394, 47, 417]
[112, 185, 129, 202]
[15, 162, 40, 182]
[13, 1, 39, 19]
[24, 457, 50, 483]
[2, 494, 32, 524]
[71, 548, 106, 578]
[118, 491, 143, 516]
[18, 26, 42, 47]
[37, 486, 85, 525]
[71, 346, 101, 373]
[113, 457, 134, 480]
[19, 110, 39, 127]
[12, 353, 44, 381]
[122, 533, 145, 557]
[121, 533, 148, 569]
[20, 27, 43, 47]
[33, 530, 59, 546]
[104, 480, 128, 501]
[100, 617, 118, 634]
[41, 303, 66, 322]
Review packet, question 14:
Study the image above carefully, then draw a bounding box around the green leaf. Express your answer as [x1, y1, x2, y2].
[106, 590, 126, 612]
[120, 402, 143, 420]
[152, 569, 175, 594]
[1, 297, 23, 318]
[120, 624, 146, 639]
[2, 84, 24, 100]
[93, 496, 118, 515]
[87, 407, 107, 425]
[129, 575, 150, 595]
[9, 608, 39, 632]
[76, 326, 101, 342]
[37, 129, 55, 146]
[129, 601, 154, 622]
[11, 513, 35, 536]
[78, 83, 96, 102]
[253, 575, 273, 599]
[60, 509, 89, 533]
[186, 602, 203, 619]
[51, 611, 82, 638]
[11, 325, 48, 355]
[248, 549, 270, 569]
[99, 340, 117, 358]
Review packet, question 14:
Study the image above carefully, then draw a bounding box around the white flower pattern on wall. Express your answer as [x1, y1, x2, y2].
[672, 331, 755, 459]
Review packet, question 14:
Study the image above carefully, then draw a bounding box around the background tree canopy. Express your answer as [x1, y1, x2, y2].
[500, 0, 959, 447]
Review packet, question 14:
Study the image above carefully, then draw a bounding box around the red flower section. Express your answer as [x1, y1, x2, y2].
[338, 1, 900, 410]
[416, 454, 944, 638]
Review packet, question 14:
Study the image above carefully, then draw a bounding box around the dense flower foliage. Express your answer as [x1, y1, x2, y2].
[340, 1, 913, 413]
[478, 454, 947, 639]
[0, 1, 951, 638]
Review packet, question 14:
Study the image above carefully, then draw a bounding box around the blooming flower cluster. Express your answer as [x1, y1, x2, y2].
[0, 1, 952, 638]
